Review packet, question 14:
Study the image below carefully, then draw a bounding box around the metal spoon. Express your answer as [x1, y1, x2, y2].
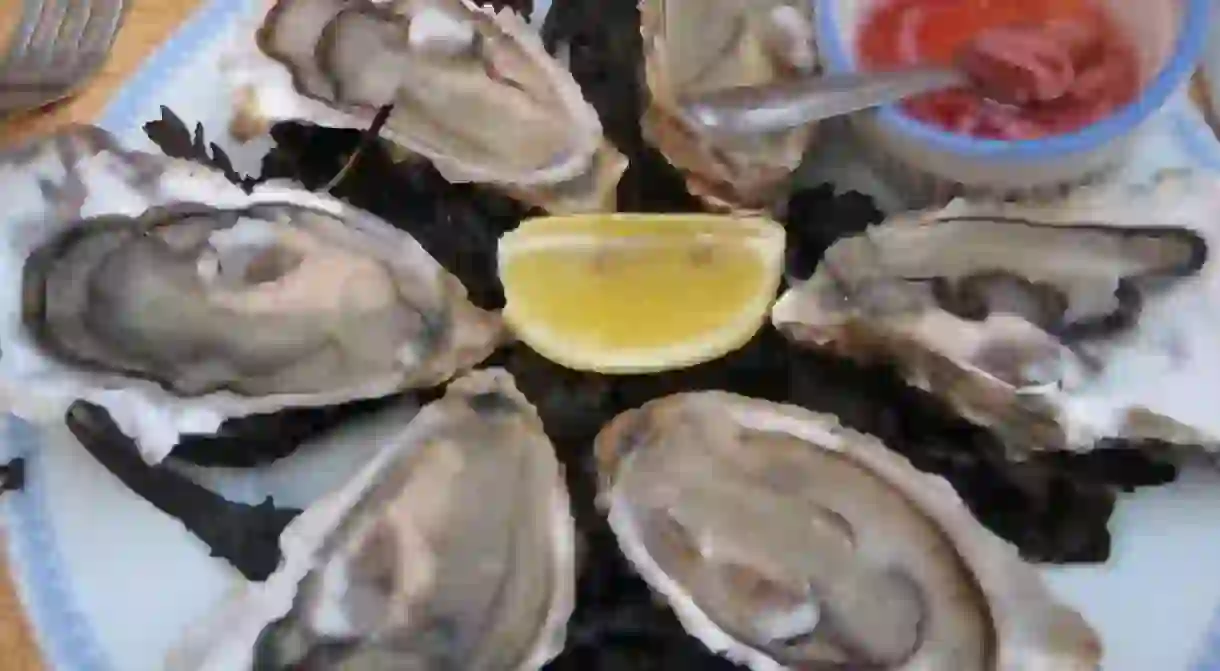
[680, 19, 1090, 138]
[679, 66, 968, 137]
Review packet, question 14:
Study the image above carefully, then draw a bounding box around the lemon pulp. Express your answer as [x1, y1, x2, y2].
[498, 214, 785, 373]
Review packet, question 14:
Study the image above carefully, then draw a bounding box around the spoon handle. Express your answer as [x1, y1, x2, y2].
[680, 67, 968, 136]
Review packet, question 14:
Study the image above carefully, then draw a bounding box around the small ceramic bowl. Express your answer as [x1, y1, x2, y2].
[1198, 10, 1220, 128]
[814, 0, 1212, 204]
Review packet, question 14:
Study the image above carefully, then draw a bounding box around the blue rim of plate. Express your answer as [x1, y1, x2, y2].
[0, 2, 253, 669]
[1, 1, 1219, 670]
[1200, 615, 1220, 671]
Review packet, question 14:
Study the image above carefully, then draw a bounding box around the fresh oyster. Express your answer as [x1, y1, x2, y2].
[595, 391, 1101, 670]
[772, 176, 1216, 458]
[224, 0, 626, 213]
[640, 0, 817, 211]
[0, 125, 501, 464]
[167, 368, 576, 670]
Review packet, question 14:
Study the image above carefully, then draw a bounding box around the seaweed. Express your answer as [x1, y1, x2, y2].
[783, 183, 887, 280]
[488, 347, 737, 668]
[540, 0, 703, 213]
[504, 324, 1171, 567]
[545, 521, 742, 670]
[258, 122, 534, 309]
[318, 104, 394, 193]
[242, 119, 1176, 668]
[168, 395, 407, 468]
[507, 330, 1171, 668]
[0, 458, 25, 495]
[64, 401, 299, 581]
[487, 0, 533, 19]
[777, 340, 1156, 564]
[143, 106, 256, 192]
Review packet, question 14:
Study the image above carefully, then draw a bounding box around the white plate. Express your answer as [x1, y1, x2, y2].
[4, 1, 1220, 669]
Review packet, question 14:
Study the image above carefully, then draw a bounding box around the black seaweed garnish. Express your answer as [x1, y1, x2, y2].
[168, 396, 406, 468]
[545, 523, 743, 670]
[777, 341, 1164, 564]
[320, 104, 393, 193]
[258, 122, 534, 309]
[65, 401, 299, 581]
[490, 348, 738, 668]
[484, 0, 533, 18]
[235, 119, 1180, 665]
[0, 459, 25, 495]
[541, 0, 703, 213]
[143, 106, 256, 192]
[783, 184, 886, 281]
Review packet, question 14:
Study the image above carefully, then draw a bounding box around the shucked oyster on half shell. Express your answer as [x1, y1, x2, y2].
[224, 0, 627, 213]
[595, 391, 1100, 670]
[167, 368, 576, 671]
[640, 0, 818, 211]
[0, 125, 502, 464]
[772, 175, 1218, 458]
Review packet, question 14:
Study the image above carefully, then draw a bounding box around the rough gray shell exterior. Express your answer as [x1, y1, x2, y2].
[168, 369, 577, 671]
[0, 125, 501, 463]
[227, 0, 625, 212]
[640, 0, 818, 211]
[595, 391, 1101, 670]
[773, 176, 1218, 458]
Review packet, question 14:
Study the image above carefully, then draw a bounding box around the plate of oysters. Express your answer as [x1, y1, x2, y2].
[6, 0, 1220, 669]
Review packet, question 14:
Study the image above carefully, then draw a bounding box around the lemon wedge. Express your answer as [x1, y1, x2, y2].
[497, 213, 786, 373]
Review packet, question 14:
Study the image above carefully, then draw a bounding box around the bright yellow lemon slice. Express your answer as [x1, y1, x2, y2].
[498, 213, 786, 373]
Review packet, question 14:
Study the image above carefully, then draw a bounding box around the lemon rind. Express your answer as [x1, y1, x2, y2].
[502, 294, 777, 374]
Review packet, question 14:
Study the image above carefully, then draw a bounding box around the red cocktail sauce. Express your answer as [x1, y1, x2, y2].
[857, 0, 1141, 140]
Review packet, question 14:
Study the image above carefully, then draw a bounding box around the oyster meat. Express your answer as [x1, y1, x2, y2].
[167, 368, 576, 670]
[225, 0, 626, 213]
[640, 0, 817, 211]
[595, 391, 1100, 670]
[0, 126, 501, 463]
[772, 176, 1217, 457]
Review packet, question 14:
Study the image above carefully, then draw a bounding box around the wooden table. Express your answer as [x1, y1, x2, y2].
[0, 0, 202, 145]
[0, 3, 204, 667]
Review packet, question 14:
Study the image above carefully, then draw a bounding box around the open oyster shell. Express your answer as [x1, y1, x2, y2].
[0, 125, 501, 464]
[772, 175, 1217, 458]
[640, 0, 817, 211]
[225, 0, 626, 213]
[167, 368, 576, 670]
[595, 391, 1100, 670]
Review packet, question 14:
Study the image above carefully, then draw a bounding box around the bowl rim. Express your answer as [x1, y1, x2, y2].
[815, 0, 1213, 161]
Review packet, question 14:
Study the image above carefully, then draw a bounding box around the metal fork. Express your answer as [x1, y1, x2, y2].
[0, 0, 130, 115]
